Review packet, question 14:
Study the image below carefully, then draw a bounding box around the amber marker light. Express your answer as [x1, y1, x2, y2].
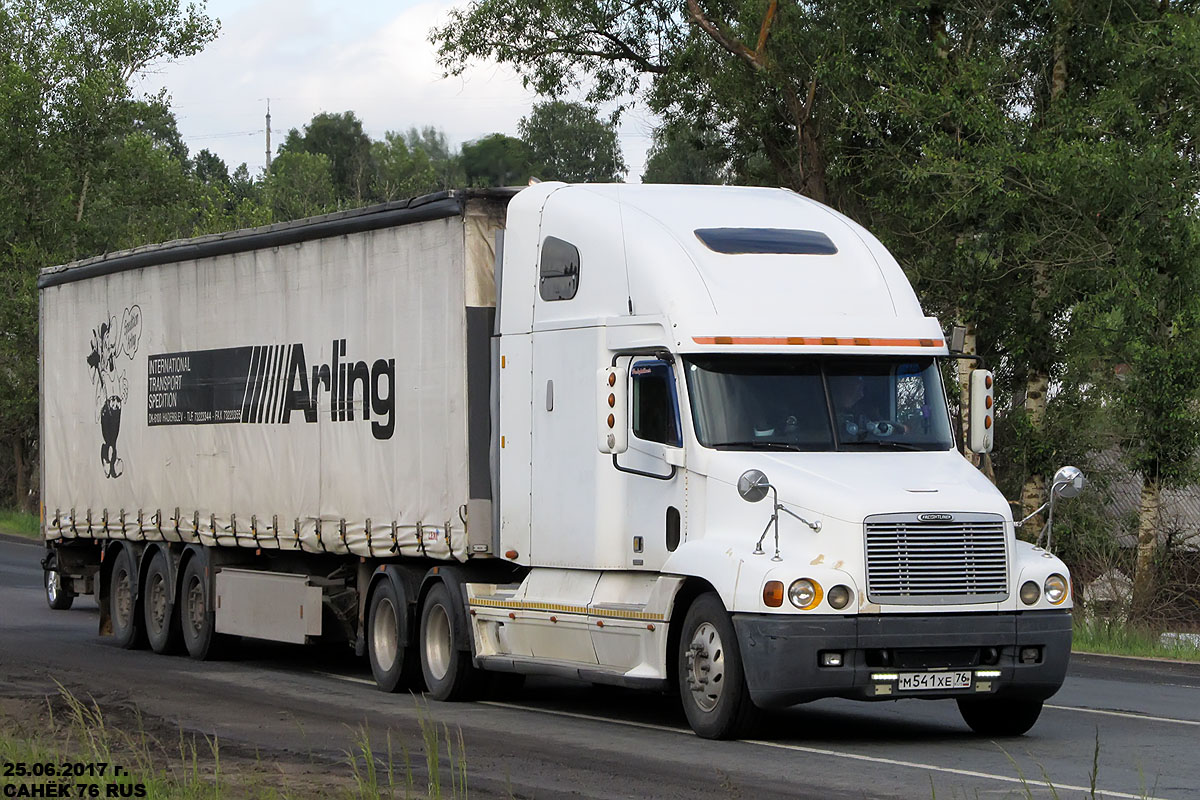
[607, 414, 615, 428]
[763, 580, 784, 607]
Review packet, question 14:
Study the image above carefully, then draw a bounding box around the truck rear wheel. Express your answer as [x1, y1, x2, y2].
[419, 582, 481, 701]
[109, 547, 144, 649]
[677, 592, 758, 740]
[45, 566, 75, 611]
[957, 697, 1043, 736]
[179, 556, 228, 660]
[368, 579, 417, 692]
[143, 551, 180, 654]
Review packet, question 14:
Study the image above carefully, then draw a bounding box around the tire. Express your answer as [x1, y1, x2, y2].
[179, 556, 230, 660]
[143, 550, 180, 654]
[109, 547, 145, 649]
[677, 592, 758, 740]
[957, 697, 1044, 736]
[419, 582, 482, 700]
[45, 567, 75, 611]
[368, 579, 418, 692]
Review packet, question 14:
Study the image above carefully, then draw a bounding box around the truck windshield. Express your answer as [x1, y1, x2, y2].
[683, 355, 955, 452]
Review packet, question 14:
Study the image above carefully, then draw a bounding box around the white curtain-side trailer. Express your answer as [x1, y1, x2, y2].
[39, 184, 1077, 739]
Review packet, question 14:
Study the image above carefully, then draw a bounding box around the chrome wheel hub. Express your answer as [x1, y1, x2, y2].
[114, 568, 133, 626]
[686, 622, 725, 712]
[149, 573, 168, 631]
[372, 597, 399, 668]
[186, 577, 205, 635]
[425, 603, 452, 681]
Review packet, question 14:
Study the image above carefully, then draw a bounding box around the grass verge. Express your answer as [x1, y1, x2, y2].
[1, 685, 475, 799]
[1073, 616, 1200, 662]
[0, 508, 39, 539]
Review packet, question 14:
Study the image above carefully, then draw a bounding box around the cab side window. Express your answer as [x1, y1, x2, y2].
[631, 360, 681, 447]
[539, 236, 580, 301]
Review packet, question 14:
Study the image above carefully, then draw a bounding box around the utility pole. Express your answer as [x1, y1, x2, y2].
[265, 99, 272, 170]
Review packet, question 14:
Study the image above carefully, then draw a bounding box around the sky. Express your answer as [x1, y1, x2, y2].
[133, 0, 657, 181]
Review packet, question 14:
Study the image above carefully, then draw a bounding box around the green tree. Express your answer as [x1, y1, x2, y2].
[265, 151, 338, 220]
[0, 0, 218, 510]
[432, 0, 833, 199]
[460, 134, 534, 187]
[518, 100, 626, 182]
[642, 120, 728, 184]
[372, 132, 439, 200]
[404, 126, 463, 189]
[194, 148, 231, 186]
[279, 111, 376, 203]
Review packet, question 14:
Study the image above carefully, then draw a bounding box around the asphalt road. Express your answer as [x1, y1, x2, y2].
[2, 535, 1198, 799]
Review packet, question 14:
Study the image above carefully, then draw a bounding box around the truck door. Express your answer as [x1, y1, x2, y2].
[615, 358, 687, 570]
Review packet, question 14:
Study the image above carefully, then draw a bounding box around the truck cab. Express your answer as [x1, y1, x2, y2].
[468, 182, 1072, 738]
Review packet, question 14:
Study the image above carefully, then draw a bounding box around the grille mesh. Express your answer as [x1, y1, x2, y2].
[865, 514, 1008, 604]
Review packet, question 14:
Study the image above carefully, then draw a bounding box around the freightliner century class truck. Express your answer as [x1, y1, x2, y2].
[38, 183, 1077, 739]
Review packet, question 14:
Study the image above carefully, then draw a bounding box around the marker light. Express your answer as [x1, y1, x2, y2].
[871, 673, 899, 682]
[1020, 580, 1041, 605]
[1044, 574, 1068, 605]
[788, 579, 823, 610]
[763, 581, 784, 608]
[976, 670, 1002, 679]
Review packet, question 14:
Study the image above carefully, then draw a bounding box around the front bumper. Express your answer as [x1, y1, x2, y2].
[732, 611, 1071, 709]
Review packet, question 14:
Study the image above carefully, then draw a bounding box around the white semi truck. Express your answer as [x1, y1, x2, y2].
[39, 183, 1075, 739]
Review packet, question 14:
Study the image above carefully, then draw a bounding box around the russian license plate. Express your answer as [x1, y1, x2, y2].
[897, 671, 972, 691]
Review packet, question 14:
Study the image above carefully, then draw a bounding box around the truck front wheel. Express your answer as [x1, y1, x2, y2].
[957, 697, 1044, 736]
[419, 582, 481, 701]
[109, 548, 144, 649]
[677, 592, 758, 740]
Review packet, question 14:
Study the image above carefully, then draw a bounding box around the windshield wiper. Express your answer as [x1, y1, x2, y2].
[709, 440, 805, 451]
[841, 440, 924, 451]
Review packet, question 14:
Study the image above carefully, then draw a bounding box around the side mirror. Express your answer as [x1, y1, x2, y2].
[1052, 465, 1085, 499]
[597, 365, 628, 454]
[967, 369, 994, 454]
[737, 469, 771, 503]
[1038, 465, 1086, 551]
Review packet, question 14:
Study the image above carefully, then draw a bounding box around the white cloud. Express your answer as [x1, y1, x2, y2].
[133, 0, 654, 179]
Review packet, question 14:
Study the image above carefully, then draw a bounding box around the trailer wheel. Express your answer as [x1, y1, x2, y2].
[109, 548, 144, 649]
[143, 551, 180, 654]
[45, 566, 75, 611]
[368, 579, 417, 692]
[676, 592, 758, 740]
[179, 557, 227, 660]
[419, 582, 481, 701]
[957, 697, 1043, 736]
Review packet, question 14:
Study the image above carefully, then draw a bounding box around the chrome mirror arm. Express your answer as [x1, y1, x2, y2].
[752, 485, 822, 562]
[778, 504, 822, 533]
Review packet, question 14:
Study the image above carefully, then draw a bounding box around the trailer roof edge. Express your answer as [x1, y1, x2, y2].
[37, 187, 520, 290]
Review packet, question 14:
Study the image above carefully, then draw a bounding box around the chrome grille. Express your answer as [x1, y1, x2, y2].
[865, 513, 1008, 604]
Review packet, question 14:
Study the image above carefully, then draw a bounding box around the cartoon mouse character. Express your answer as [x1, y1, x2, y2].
[87, 320, 128, 478]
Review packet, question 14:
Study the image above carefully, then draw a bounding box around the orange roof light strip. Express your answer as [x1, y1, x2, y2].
[692, 336, 945, 347]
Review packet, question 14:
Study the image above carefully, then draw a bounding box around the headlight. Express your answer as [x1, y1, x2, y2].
[827, 584, 853, 610]
[1044, 574, 1068, 605]
[788, 579, 823, 610]
[1020, 580, 1041, 605]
